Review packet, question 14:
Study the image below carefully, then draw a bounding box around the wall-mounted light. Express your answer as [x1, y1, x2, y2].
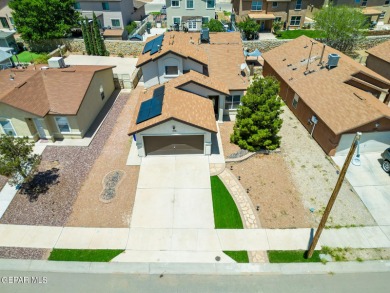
[172, 125, 176, 132]
[375, 123, 380, 128]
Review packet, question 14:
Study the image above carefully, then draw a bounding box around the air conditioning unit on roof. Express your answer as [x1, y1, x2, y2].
[48, 57, 66, 68]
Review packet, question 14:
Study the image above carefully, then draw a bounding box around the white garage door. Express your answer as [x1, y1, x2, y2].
[336, 132, 390, 156]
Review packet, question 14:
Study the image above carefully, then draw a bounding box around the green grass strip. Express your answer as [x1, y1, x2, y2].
[48, 249, 124, 262]
[267, 250, 322, 263]
[12, 51, 46, 63]
[210, 176, 243, 229]
[277, 30, 325, 39]
[224, 251, 249, 263]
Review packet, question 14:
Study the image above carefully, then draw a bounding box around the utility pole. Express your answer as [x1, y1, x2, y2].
[307, 132, 362, 258]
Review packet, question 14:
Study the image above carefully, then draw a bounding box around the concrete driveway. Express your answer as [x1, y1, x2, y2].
[333, 153, 390, 226]
[130, 156, 214, 229]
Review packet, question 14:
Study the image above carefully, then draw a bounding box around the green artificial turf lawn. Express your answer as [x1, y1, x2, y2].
[210, 176, 243, 229]
[12, 51, 46, 63]
[48, 249, 124, 262]
[267, 250, 322, 263]
[224, 251, 249, 263]
[276, 30, 325, 39]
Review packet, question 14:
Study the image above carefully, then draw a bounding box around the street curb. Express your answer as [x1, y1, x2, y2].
[0, 259, 389, 275]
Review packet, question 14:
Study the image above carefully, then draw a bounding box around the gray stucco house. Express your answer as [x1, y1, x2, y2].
[166, 0, 216, 31]
[74, 0, 138, 29]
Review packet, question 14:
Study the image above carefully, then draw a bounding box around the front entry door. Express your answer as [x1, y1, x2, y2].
[208, 96, 219, 115]
[33, 118, 46, 139]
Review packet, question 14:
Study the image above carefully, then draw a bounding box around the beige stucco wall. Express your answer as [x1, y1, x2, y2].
[366, 54, 390, 81]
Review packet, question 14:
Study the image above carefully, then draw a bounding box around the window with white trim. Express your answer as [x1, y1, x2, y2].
[186, 0, 194, 9]
[251, 1, 262, 11]
[362, 0, 368, 6]
[290, 16, 301, 26]
[292, 93, 299, 109]
[272, 2, 278, 8]
[225, 95, 241, 110]
[111, 19, 121, 27]
[188, 20, 197, 30]
[206, 0, 215, 9]
[0, 119, 16, 136]
[55, 117, 71, 133]
[171, 0, 180, 7]
[165, 66, 178, 76]
[295, 0, 302, 10]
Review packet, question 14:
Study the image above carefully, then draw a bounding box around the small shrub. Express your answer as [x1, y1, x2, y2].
[125, 21, 137, 34]
[117, 52, 124, 58]
[34, 54, 50, 64]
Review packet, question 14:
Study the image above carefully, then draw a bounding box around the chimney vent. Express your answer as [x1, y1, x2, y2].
[327, 54, 340, 69]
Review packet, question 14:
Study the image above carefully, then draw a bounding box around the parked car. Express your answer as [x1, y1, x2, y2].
[381, 148, 390, 173]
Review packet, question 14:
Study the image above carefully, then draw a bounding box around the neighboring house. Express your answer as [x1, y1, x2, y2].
[232, 0, 311, 30]
[366, 40, 390, 80]
[130, 31, 249, 157]
[263, 36, 390, 156]
[0, 47, 13, 69]
[0, 64, 115, 141]
[309, 0, 390, 24]
[74, 0, 137, 29]
[136, 31, 249, 122]
[0, 0, 15, 31]
[166, 0, 216, 31]
[0, 30, 17, 52]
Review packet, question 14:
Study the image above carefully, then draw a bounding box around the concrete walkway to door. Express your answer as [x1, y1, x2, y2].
[130, 156, 215, 229]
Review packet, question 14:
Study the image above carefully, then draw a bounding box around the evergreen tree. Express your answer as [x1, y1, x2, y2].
[92, 12, 106, 56]
[81, 18, 92, 55]
[231, 76, 283, 151]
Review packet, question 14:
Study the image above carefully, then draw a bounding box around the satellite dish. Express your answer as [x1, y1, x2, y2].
[240, 63, 247, 70]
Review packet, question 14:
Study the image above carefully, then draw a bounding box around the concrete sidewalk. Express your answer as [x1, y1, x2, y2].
[1, 225, 390, 262]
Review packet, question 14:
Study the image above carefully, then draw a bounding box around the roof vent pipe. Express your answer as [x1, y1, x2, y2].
[319, 44, 326, 66]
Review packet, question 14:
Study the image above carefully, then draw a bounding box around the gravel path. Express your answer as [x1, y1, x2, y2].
[0, 175, 7, 192]
[0, 91, 129, 226]
[279, 106, 376, 227]
[0, 247, 49, 260]
[219, 122, 241, 159]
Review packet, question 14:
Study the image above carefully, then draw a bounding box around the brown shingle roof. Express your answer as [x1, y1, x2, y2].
[262, 36, 390, 135]
[137, 32, 249, 91]
[366, 40, 390, 64]
[128, 81, 218, 135]
[0, 65, 114, 117]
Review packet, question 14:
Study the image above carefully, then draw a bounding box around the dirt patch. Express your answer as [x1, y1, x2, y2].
[229, 154, 314, 228]
[0, 247, 50, 260]
[66, 87, 141, 228]
[219, 121, 241, 158]
[0, 175, 8, 191]
[323, 247, 390, 262]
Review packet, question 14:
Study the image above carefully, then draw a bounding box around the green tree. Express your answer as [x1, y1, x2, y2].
[230, 76, 283, 151]
[92, 12, 106, 56]
[81, 17, 92, 55]
[0, 135, 41, 186]
[9, 0, 79, 42]
[203, 19, 225, 32]
[314, 5, 369, 52]
[237, 17, 260, 40]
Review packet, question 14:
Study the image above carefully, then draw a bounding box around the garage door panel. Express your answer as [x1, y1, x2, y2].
[144, 135, 204, 155]
[336, 132, 390, 155]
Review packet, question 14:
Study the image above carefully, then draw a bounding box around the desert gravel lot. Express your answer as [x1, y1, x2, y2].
[279, 106, 376, 227]
[0, 91, 130, 226]
[0, 247, 49, 260]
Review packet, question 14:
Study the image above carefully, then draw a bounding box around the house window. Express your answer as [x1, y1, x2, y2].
[171, 0, 180, 7]
[173, 17, 181, 25]
[74, 2, 81, 9]
[290, 16, 301, 26]
[295, 0, 302, 10]
[355, 0, 361, 2]
[379, 11, 386, 18]
[207, 0, 215, 9]
[0, 17, 9, 29]
[100, 85, 105, 100]
[251, 1, 262, 11]
[225, 95, 241, 110]
[272, 2, 278, 8]
[361, 0, 367, 6]
[9, 17, 14, 25]
[385, 0, 390, 5]
[186, 0, 194, 9]
[292, 94, 299, 109]
[0, 119, 16, 136]
[275, 17, 282, 22]
[55, 117, 71, 133]
[202, 17, 209, 25]
[165, 66, 178, 76]
[111, 19, 121, 27]
[188, 20, 197, 30]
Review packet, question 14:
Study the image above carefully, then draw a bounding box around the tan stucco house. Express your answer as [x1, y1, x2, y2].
[366, 40, 390, 81]
[0, 65, 115, 141]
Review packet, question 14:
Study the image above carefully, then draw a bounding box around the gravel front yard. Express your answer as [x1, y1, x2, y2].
[219, 121, 241, 158]
[0, 175, 7, 192]
[279, 106, 376, 227]
[0, 247, 49, 260]
[66, 88, 141, 228]
[0, 91, 130, 226]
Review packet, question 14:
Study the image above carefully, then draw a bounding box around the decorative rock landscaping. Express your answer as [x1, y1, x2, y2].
[100, 170, 125, 203]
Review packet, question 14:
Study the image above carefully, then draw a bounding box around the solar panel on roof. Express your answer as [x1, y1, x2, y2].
[153, 85, 165, 99]
[142, 34, 164, 55]
[136, 85, 165, 124]
[142, 40, 154, 54]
